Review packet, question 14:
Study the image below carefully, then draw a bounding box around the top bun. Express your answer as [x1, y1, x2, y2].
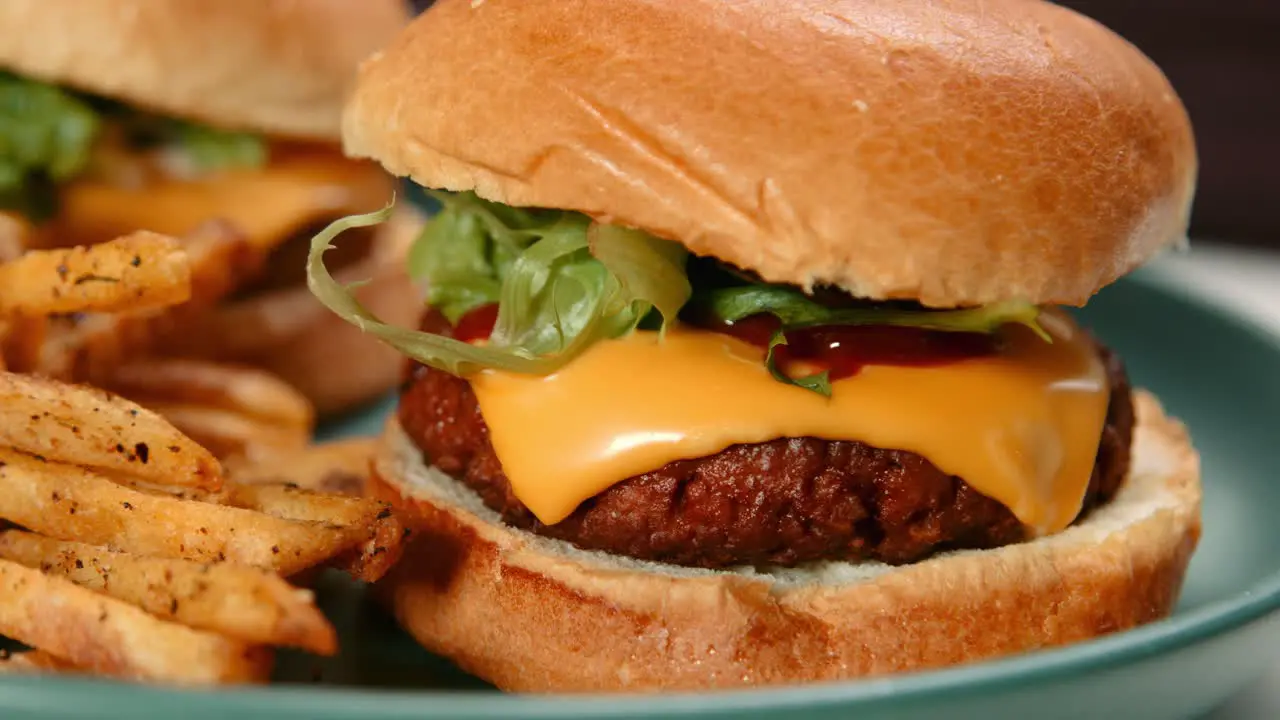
[0, 0, 409, 140]
[344, 0, 1196, 307]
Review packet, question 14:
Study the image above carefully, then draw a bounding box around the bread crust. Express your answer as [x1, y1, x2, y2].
[371, 390, 1201, 692]
[0, 0, 408, 139]
[345, 0, 1196, 307]
[170, 206, 423, 417]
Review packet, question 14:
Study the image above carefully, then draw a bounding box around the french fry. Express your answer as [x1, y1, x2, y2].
[0, 233, 191, 316]
[106, 475, 227, 504]
[0, 315, 47, 374]
[0, 448, 359, 576]
[102, 359, 314, 431]
[177, 220, 264, 308]
[149, 404, 310, 464]
[0, 372, 221, 490]
[36, 311, 170, 383]
[0, 531, 336, 655]
[0, 650, 79, 674]
[225, 483, 385, 527]
[225, 483, 408, 583]
[37, 313, 130, 381]
[31, 222, 260, 384]
[0, 558, 271, 684]
[0, 211, 31, 263]
[336, 508, 410, 584]
[226, 442, 406, 581]
[229, 438, 375, 496]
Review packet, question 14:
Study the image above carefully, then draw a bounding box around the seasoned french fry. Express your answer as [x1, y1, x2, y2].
[36, 311, 167, 382]
[0, 558, 271, 684]
[226, 483, 385, 527]
[177, 219, 264, 308]
[0, 372, 221, 490]
[148, 404, 310, 464]
[0, 315, 47, 374]
[229, 438, 375, 495]
[0, 233, 191, 316]
[102, 359, 314, 430]
[0, 448, 359, 576]
[225, 483, 408, 583]
[105, 475, 227, 503]
[0, 531, 336, 655]
[31, 222, 261, 384]
[0, 211, 31, 263]
[0, 650, 79, 674]
[337, 508, 411, 584]
[37, 313, 128, 381]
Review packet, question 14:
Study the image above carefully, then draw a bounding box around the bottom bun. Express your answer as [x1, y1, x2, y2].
[163, 206, 423, 417]
[370, 390, 1201, 693]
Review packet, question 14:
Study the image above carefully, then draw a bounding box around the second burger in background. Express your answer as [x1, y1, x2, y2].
[0, 0, 414, 415]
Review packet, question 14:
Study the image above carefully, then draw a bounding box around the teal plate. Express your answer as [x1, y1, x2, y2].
[3, 268, 1279, 720]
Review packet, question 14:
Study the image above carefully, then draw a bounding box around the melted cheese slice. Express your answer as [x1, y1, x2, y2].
[49, 151, 391, 251]
[470, 311, 1110, 535]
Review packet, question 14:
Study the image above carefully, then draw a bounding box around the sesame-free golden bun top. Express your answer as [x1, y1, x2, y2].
[343, 0, 1197, 307]
[0, 0, 410, 140]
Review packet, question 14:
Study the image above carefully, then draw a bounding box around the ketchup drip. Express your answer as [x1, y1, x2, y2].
[710, 313, 997, 381]
[452, 302, 995, 381]
[454, 303, 500, 343]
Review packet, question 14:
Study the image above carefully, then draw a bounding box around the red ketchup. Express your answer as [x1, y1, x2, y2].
[453, 303, 500, 343]
[714, 314, 996, 381]
[451, 302, 995, 380]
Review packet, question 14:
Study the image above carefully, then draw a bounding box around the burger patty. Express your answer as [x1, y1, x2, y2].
[399, 310, 1135, 569]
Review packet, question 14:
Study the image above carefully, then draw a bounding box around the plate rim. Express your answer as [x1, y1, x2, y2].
[4, 267, 1280, 718]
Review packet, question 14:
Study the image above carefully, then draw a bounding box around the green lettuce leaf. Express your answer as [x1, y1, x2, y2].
[0, 72, 101, 216]
[308, 194, 692, 377]
[165, 120, 266, 172]
[405, 190, 541, 324]
[404, 197, 505, 323]
[692, 283, 1047, 396]
[0, 73, 267, 218]
[105, 106, 267, 174]
[310, 192, 1045, 391]
[589, 224, 691, 340]
[765, 329, 832, 396]
[699, 284, 1049, 339]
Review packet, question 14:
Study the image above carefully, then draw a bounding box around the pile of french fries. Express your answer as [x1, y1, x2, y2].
[0, 235, 402, 684]
[1, 218, 315, 464]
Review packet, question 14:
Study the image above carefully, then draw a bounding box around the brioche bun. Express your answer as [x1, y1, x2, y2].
[344, 0, 1196, 307]
[370, 390, 1200, 692]
[0, 0, 409, 139]
[163, 206, 423, 417]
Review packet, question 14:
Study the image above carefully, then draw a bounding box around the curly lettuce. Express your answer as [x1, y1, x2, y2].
[0, 72, 266, 218]
[162, 120, 266, 172]
[0, 72, 101, 217]
[699, 285, 1047, 336]
[309, 192, 1047, 392]
[308, 193, 691, 376]
[693, 284, 1048, 396]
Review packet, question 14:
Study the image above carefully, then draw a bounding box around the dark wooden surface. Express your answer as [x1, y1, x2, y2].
[409, 0, 1277, 246]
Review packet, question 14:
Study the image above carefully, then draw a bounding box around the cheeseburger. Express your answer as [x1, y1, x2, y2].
[309, 0, 1202, 692]
[0, 0, 415, 414]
